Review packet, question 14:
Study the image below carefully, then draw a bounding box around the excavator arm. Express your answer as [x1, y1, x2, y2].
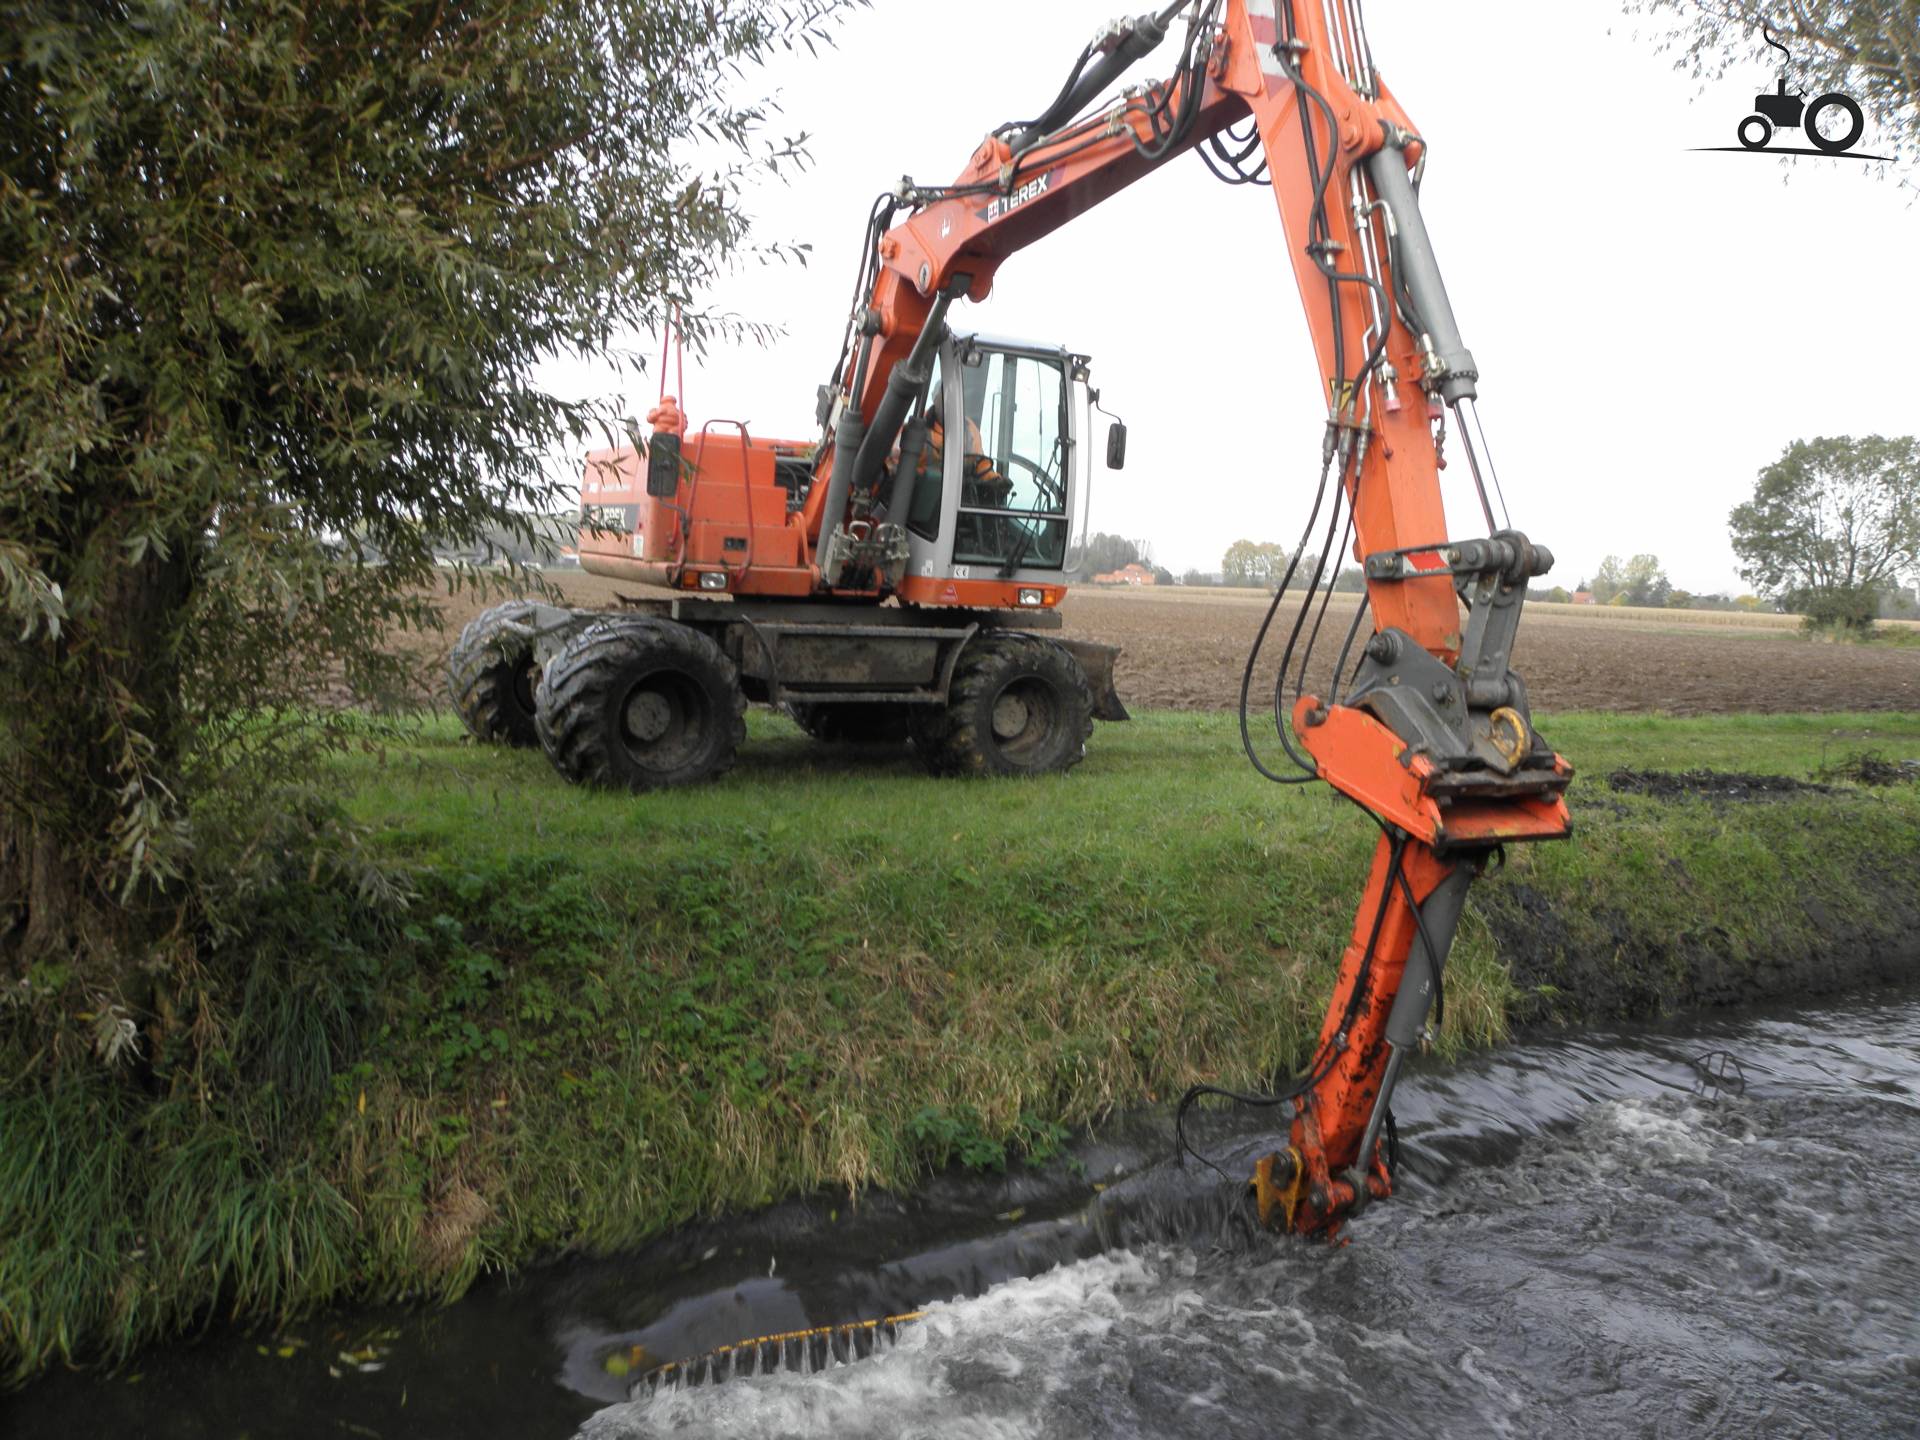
[809, 0, 1572, 1237]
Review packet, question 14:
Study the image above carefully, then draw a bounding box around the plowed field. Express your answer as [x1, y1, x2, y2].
[1057, 588, 1920, 716]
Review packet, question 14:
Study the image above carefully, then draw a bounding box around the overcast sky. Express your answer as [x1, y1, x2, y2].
[542, 0, 1917, 594]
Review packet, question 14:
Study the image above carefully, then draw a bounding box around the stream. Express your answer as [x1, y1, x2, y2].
[9, 986, 1918, 1439]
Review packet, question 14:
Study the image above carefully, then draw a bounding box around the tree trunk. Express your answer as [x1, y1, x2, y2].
[1, 532, 195, 1004]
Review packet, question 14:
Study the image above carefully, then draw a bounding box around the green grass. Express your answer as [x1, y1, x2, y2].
[5, 708, 1918, 1387]
[1529, 709, 1920, 772]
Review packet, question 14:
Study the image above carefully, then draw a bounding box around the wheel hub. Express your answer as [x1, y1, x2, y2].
[991, 692, 1032, 740]
[624, 687, 674, 743]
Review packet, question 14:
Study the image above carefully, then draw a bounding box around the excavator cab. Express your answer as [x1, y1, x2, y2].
[893, 332, 1096, 605]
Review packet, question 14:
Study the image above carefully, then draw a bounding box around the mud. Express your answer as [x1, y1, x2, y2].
[1486, 859, 1920, 1030]
[1603, 768, 1833, 800]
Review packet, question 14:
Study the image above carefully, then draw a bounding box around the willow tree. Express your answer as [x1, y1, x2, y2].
[1, 2, 851, 1020]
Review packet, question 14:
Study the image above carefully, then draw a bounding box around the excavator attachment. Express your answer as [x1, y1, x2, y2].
[1227, 532, 1575, 1239]
[1241, 839, 1493, 1236]
[1207, 0, 1574, 1237]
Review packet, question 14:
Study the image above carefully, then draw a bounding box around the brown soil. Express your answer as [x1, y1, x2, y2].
[418, 575, 1920, 716]
[1813, 752, 1920, 786]
[1052, 588, 1920, 716]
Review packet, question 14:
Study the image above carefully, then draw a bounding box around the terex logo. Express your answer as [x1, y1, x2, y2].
[978, 168, 1060, 224]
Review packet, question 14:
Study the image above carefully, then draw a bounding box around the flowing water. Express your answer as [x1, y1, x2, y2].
[10, 988, 1920, 1439]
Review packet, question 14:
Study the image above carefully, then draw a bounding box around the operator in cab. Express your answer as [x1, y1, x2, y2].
[884, 357, 1012, 522]
[923, 414, 1013, 508]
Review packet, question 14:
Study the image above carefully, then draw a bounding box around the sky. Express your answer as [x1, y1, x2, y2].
[540, 0, 1918, 595]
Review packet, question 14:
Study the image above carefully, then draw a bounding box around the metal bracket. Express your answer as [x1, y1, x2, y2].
[1346, 530, 1562, 779]
[1362, 532, 1553, 585]
[736, 620, 977, 709]
[818, 521, 911, 592]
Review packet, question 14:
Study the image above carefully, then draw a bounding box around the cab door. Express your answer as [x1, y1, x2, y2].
[900, 336, 1088, 597]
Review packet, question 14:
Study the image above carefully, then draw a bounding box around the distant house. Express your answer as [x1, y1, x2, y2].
[1571, 590, 1596, 605]
[1093, 562, 1157, 587]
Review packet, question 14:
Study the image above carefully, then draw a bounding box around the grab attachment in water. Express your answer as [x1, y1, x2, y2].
[1185, 833, 1541, 1239]
[1249, 1147, 1307, 1232]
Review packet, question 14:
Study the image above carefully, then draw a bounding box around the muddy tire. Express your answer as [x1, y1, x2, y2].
[785, 701, 912, 745]
[534, 619, 746, 790]
[448, 600, 544, 748]
[910, 633, 1094, 778]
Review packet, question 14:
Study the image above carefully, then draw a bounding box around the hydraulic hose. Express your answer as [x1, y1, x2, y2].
[1010, 12, 1174, 152]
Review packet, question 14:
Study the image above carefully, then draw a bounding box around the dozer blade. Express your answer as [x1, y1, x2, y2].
[1054, 638, 1130, 722]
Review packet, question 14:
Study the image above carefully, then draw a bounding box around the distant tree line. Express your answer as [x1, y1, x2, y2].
[1166, 432, 1920, 629]
[432, 513, 580, 567]
[1522, 436, 1920, 630]
[1217, 539, 1363, 592]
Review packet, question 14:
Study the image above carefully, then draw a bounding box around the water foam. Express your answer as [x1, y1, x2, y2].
[578, 1251, 1170, 1440]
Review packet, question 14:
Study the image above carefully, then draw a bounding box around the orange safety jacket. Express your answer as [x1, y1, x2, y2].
[920, 417, 1012, 507]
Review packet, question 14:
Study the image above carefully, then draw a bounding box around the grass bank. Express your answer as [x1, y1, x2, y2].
[5, 709, 1918, 1386]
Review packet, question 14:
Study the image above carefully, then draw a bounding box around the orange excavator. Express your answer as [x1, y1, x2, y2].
[458, 0, 1572, 1242]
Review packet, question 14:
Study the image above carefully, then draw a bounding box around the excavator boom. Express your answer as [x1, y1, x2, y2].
[801, 0, 1572, 1236]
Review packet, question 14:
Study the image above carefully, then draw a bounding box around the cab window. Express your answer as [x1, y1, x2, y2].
[953, 349, 1068, 570]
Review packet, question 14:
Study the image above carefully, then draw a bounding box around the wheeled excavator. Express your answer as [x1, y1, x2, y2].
[466, 0, 1571, 1275]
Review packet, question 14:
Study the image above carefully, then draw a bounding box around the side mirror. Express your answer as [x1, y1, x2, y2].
[1105, 421, 1128, 470]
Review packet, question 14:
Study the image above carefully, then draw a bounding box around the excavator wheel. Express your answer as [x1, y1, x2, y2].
[448, 600, 544, 748]
[784, 701, 912, 745]
[911, 632, 1094, 778]
[534, 618, 746, 790]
